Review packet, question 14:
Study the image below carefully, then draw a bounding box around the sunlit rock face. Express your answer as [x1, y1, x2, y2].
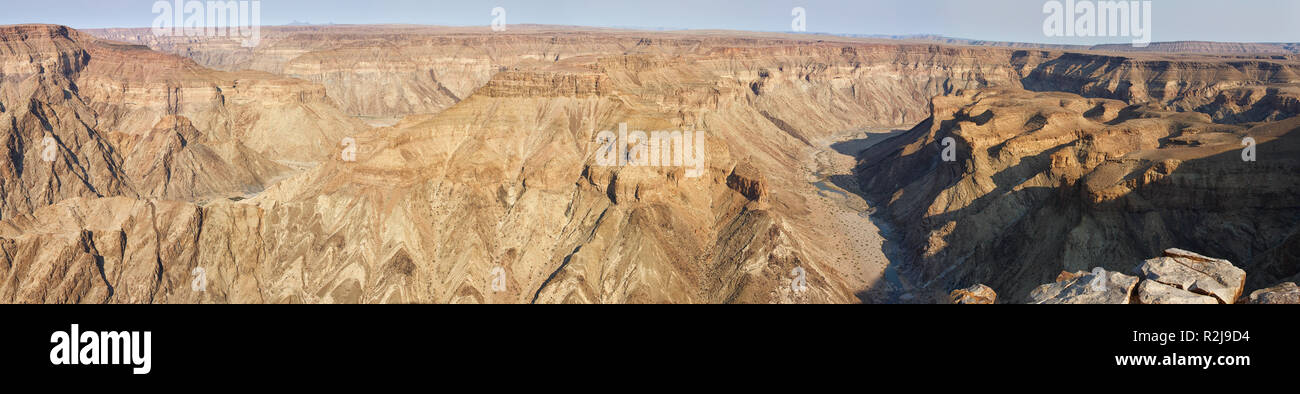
[1, 23, 1298, 303]
[857, 86, 1300, 302]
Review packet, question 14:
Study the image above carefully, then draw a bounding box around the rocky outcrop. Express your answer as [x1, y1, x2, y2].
[481, 70, 609, 98]
[1136, 280, 1218, 304]
[1028, 269, 1139, 304]
[949, 284, 996, 304]
[1137, 249, 1247, 304]
[1018, 249, 1263, 304]
[1246, 282, 1300, 304]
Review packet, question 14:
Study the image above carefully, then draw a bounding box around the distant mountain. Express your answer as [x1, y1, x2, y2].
[841, 34, 1300, 56]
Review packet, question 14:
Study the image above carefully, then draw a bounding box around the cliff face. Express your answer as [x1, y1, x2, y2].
[89, 26, 1037, 124]
[1016, 51, 1300, 124]
[89, 27, 1300, 130]
[1, 25, 134, 219]
[857, 88, 1300, 301]
[76, 40, 365, 164]
[0, 24, 365, 221]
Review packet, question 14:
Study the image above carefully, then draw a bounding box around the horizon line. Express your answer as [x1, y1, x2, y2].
[25, 22, 1297, 47]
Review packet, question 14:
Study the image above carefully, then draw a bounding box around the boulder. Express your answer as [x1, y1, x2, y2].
[1137, 249, 1246, 304]
[1246, 282, 1300, 304]
[1136, 280, 1217, 304]
[1028, 269, 1139, 304]
[950, 284, 996, 304]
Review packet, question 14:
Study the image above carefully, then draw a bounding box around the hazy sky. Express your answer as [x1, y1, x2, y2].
[2, 0, 1297, 44]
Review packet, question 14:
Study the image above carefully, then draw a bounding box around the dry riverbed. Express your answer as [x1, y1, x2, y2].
[798, 127, 920, 303]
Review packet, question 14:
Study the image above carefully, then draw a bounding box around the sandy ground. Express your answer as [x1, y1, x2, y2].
[798, 127, 915, 303]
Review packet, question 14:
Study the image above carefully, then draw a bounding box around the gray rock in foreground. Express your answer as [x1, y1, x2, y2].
[1247, 282, 1300, 304]
[1136, 280, 1217, 304]
[1028, 269, 1139, 304]
[1137, 249, 1246, 304]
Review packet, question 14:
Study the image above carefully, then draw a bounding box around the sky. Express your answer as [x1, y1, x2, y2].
[1, 0, 1297, 44]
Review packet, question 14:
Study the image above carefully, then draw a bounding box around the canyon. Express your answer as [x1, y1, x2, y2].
[0, 24, 1296, 303]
